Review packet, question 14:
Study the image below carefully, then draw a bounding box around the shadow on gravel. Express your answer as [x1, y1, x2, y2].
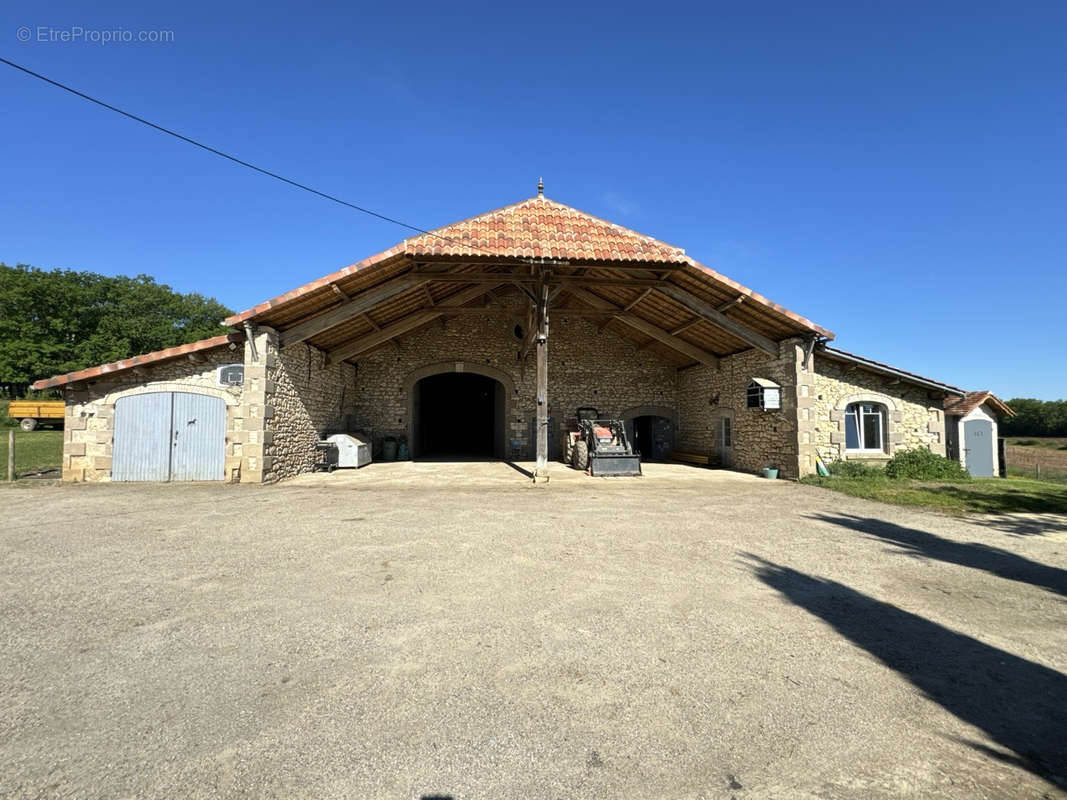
[746, 556, 1067, 789]
[811, 513, 1067, 598]
[969, 512, 1067, 537]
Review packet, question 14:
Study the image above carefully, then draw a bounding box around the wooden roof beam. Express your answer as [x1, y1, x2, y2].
[654, 285, 778, 356]
[278, 277, 429, 347]
[622, 287, 654, 312]
[564, 286, 718, 367]
[408, 271, 666, 289]
[327, 283, 502, 362]
[718, 295, 744, 313]
[669, 318, 701, 336]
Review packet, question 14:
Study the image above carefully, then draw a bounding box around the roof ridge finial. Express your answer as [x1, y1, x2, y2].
[537, 177, 544, 198]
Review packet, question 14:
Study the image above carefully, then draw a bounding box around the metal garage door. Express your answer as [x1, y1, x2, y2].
[112, 392, 225, 481]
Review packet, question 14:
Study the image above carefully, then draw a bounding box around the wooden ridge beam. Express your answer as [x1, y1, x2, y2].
[327, 283, 502, 362]
[655, 284, 778, 356]
[407, 272, 666, 289]
[437, 306, 608, 317]
[278, 277, 428, 347]
[410, 255, 687, 274]
[564, 286, 718, 367]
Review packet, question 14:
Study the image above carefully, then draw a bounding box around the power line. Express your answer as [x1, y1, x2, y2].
[0, 55, 507, 257]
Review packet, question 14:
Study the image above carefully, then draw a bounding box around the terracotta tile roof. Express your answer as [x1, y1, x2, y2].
[403, 195, 689, 263]
[224, 194, 833, 344]
[31, 333, 243, 390]
[944, 391, 1015, 418]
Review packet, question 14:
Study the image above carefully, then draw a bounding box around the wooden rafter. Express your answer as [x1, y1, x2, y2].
[718, 295, 745, 313]
[278, 277, 429, 347]
[669, 318, 701, 336]
[623, 287, 654, 312]
[654, 285, 777, 356]
[327, 283, 503, 362]
[564, 286, 718, 367]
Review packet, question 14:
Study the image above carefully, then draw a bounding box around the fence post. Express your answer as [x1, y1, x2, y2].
[7, 429, 13, 482]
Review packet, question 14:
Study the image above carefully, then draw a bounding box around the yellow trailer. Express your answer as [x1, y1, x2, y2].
[7, 400, 64, 431]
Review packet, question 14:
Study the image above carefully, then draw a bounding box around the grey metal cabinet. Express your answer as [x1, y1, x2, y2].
[112, 392, 225, 481]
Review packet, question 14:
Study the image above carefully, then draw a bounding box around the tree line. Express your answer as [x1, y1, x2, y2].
[0, 263, 232, 396]
[1001, 399, 1067, 437]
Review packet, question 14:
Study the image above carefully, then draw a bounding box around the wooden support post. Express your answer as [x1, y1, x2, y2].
[7, 429, 14, 482]
[534, 277, 551, 483]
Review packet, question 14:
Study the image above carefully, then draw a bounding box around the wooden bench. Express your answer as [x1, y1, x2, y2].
[668, 451, 711, 466]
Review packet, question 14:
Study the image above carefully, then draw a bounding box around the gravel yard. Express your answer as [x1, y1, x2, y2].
[2, 463, 1065, 799]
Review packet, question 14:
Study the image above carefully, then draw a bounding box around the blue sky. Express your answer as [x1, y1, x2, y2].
[1, 1, 1064, 399]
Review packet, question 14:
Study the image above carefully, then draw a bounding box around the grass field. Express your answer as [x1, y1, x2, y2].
[1004, 436, 1067, 482]
[0, 430, 64, 480]
[0, 399, 63, 480]
[801, 473, 1067, 515]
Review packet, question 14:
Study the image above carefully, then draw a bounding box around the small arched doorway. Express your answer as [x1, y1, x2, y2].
[619, 406, 677, 462]
[630, 415, 674, 461]
[412, 372, 506, 459]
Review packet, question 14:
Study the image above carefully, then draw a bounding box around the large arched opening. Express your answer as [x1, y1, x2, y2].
[405, 363, 513, 460]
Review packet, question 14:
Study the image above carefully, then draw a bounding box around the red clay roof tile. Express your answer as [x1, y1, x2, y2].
[31, 333, 243, 390]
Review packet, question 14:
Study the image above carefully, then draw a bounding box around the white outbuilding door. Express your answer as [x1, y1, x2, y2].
[963, 418, 995, 477]
[112, 392, 226, 481]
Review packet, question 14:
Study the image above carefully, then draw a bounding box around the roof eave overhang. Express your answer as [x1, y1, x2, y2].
[818, 346, 964, 395]
[223, 249, 834, 345]
[31, 333, 244, 390]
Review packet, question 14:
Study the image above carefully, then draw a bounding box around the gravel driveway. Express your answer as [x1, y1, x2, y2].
[2, 463, 1065, 799]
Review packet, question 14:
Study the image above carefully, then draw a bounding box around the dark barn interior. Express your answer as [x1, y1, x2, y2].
[413, 372, 503, 459]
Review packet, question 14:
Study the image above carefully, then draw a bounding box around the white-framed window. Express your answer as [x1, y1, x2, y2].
[720, 416, 732, 447]
[845, 402, 886, 452]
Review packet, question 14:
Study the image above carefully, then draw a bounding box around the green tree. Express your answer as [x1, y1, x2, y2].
[1001, 398, 1067, 437]
[0, 263, 232, 392]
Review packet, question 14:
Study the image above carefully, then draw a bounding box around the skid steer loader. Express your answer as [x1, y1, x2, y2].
[566, 409, 642, 477]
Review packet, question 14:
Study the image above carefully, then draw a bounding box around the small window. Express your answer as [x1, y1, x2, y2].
[721, 417, 732, 447]
[217, 364, 244, 387]
[845, 402, 886, 452]
[746, 378, 781, 410]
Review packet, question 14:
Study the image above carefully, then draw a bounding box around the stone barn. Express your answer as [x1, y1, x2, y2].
[33, 189, 1013, 483]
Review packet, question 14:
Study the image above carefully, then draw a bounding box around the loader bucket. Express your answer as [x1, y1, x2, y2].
[589, 453, 642, 477]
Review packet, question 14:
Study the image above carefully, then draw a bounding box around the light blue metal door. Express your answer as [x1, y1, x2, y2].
[112, 393, 173, 482]
[171, 393, 225, 481]
[112, 391, 225, 481]
[963, 418, 994, 477]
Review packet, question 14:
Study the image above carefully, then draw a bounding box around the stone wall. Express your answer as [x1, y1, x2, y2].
[808, 354, 946, 469]
[266, 337, 359, 481]
[60, 346, 245, 482]
[676, 338, 806, 479]
[350, 294, 680, 462]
